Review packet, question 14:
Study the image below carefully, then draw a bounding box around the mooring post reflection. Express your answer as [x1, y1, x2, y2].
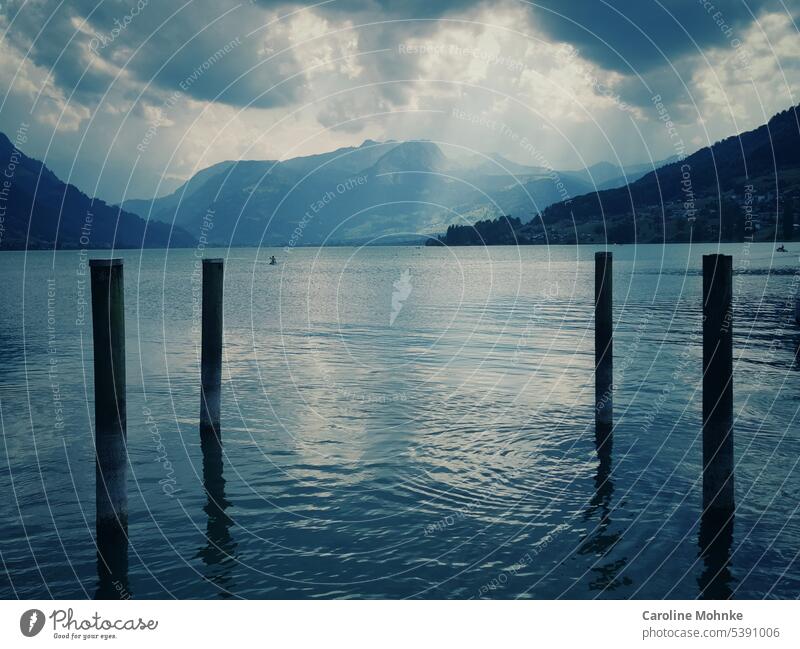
[697, 510, 735, 599]
[89, 258, 129, 600]
[96, 519, 130, 600]
[587, 429, 613, 525]
[577, 426, 631, 592]
[196, 434, 237, 597]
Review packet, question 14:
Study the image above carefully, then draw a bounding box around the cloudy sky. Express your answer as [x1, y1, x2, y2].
[1, 0, 798, 203]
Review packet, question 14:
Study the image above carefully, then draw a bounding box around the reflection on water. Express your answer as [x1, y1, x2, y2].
[95, 518, 129, 600]
[578, 427, 632, 593]
[792, 332, 800, 370]
[196, 435, 237, 598]
[1, 244, 799, 598]
[698, 510, 735, 600]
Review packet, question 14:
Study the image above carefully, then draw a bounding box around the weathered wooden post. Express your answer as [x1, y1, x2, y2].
[89, 258, 128, 598]
[595, 252, 613, 440]
[702, 254, 734, 514]
[200, 258, 224, 442]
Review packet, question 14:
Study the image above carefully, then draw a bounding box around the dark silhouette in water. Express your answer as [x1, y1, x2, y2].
[269, 255, 277, 265]
[697, 510, 735, 599]
[577, 426, 632, 592]
[95, 519, 129, 599]
[196, 435, 237, 597]
[792, 331, 800, 370]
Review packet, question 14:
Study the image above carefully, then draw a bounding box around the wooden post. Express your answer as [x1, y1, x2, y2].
[702, 254, 734, 514]
[90, 258, 128, 598]
[595, 252, 613, 438]
[200, 258, 224, 441]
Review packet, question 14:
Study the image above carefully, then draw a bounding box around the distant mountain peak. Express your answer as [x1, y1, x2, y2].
[372, 140, 446, 175]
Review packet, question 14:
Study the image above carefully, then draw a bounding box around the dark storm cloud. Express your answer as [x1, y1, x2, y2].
[260, 0, 786, 73]
[1, 0, 304, 109]
[2, 0, 794, 205]
[0, 0, 469, 114]
[2, 0, 787, 113]
[264, 0, 792, 118]
[524, 0, 787, 74]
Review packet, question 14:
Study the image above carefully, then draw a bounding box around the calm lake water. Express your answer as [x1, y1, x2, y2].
[1, 243, 798, 599]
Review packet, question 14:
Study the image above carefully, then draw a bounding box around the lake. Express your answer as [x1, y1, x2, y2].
[0, 242, 798, 599]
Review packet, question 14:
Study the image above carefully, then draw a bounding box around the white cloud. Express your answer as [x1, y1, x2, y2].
[0, 33, 91, 132]
[0, 0, 797, 202]
[690, 11, 800, 135]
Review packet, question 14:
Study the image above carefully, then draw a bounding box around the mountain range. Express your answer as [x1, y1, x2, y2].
[120, 140, 666, 247]
[523, 105, 800, 244]
[0, 132, 192, 250]
[433, 105, 800, 246]
[3, 104, 796, 250]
